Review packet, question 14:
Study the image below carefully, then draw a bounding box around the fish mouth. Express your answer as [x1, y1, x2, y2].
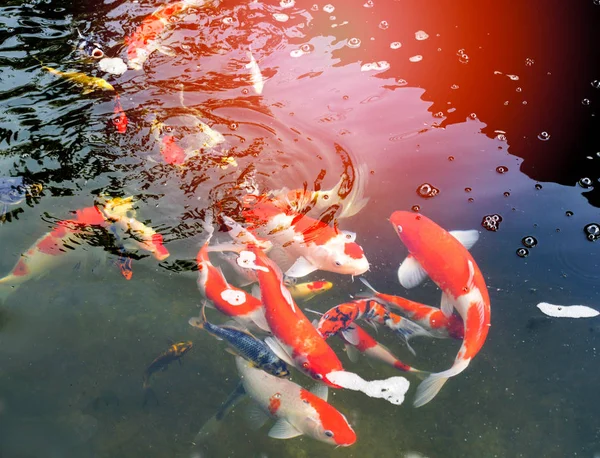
[91, 48, 104, 59]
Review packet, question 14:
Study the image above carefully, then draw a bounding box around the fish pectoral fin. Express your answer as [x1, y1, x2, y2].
[397, 255, 428, 289]
[341, 328, 360, 346]
[264, 337, 295, 367]
[81, 88, 95, 95]
[268, 418, 303, 440]
[224, 347, 239, 357]
[285, 256, 318, 278]
[449, 229, 480, 250]
[440, 292, 455, 318]
[245, 403, 270, 430]
[249, 310, 270, 333]
[344, 343, 360, 363]
[309, 384, 329, 401]
[250, 284, 261, 300]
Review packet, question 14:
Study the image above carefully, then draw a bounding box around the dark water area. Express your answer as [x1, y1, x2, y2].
[1, 0, 600, 457]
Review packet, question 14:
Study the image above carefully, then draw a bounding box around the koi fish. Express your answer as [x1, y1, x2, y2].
[0, 177, 42, 223]
[196, 225, 269, 332]
[338, 323, 425, 375]
[143, 341, 193, 406]
[241, 195, 369, 278]
[125, 0, 213, 70]
[159, 135, 186, 165]
[0, 206, 107, 300]
[112, 95, 128, 134]
[390, 211, 490, 407]
[236, 246, 345, 387]
[41, 66, 115, 94]
[316, 299, 432, 356]
[76, 28, 105, 59]
[284, 278, 333, 302]
[359, 278, 464, 340]
[189, 304, 289, 377]
[235, 356, 356, 446]
[98, 197, 170, 261]
[246, 51, 264, 95]
[217, 251, 259, 286]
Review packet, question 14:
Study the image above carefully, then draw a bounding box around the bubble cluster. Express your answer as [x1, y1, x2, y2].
[496, 166, 509, 174]
[482, 214, 502, 232]
[516, 248, 529, 258]
[347, 37, 361, 48]
[457, 49, 469, 64]
[579, 177, 593, 188]
[525, 58, 535, 66]
[416, 183, 439, 198]
[584, 223, 600, 241]
[522, 236, 538, 248]
[396, 78, 408, 86]
[379, 21, 389, 30]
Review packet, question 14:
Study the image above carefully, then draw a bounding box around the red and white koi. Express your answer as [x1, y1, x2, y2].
[235, 356, 356, 446]
[241, 195, 369, 278]
[112, 94, 128, 134]
[390, 211, 490, 407]
[337, 323, 425, 375]
[125, 0, 213, 70]
[196, 226, 268, 332]
[246, 51, 264, 95]
[359, 278, 464, 340]
[285, 278, 333, 302]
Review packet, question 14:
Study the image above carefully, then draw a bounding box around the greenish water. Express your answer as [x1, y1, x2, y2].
[1, 0, 600, 457]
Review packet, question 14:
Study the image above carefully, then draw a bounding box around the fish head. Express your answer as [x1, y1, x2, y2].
[77, 31, 105, 59]
[316, 237, 369, 275]
[317, 302, 361, 338]
[389, 211, 431, 251]
[112, 112, 128, 133]
[0, 177, 26, 205]
[266, 359, 290, 378]
[298, 389, 356, 446]
[175, 341, 193, 356]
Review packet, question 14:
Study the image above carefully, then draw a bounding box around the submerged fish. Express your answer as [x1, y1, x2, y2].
[0, 177, 42, 222]
[235, 356, 356, 446]
[42, 66, 115, 94]
[143, 341, 193, 406]
[189, 305, 288, 377]
[112, 94, 128, 134]
[390, 211, 490, 407]
[285, 278, 333, 302]
[76, 28, 105, 59]
[246, 51, 264, 94]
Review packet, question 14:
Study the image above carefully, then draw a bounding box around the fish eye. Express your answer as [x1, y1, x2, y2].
[302, 362, 309, 369]
[314, 374, 323, 380]
[165, 126, 174, 133]
[322, 194, 329, 200]
[334, 261, 342, 266]
[324, 430, 334, 438]
[396, 225, 403, 233]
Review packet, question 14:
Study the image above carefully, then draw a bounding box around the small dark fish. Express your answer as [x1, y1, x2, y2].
[189, 305, 289, 378]
[0, 177, 42, 222]
[76, 28, 105, 59]
[143, 341, 193, 406]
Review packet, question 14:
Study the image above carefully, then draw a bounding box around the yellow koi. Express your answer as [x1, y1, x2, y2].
[42, 66, 115, 94]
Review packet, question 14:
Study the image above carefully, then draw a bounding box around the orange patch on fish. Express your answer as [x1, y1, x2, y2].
[268, 393, 281, 415]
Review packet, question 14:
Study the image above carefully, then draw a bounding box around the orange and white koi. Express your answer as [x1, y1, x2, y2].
[98, 197, 169, 261]
[112, 94, 128, 134]
[235, 356, 356, 446]
[390, 211, 490, 407]
[241, 195, 369, 278]
[359, 278, 464, 340]
[0, 206, 107, 298]
[196, 226, 268, 332]
[285, 278, 333, 302]
[338, 323, 425, 375]
[316, 299, 432, 355]
[125, 0, 213, 70]
[236, 245, 345, 387]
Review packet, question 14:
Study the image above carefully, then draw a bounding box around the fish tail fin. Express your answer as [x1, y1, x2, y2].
[413, 359, 470, 407]
[188, 304, 207, 330]
[142, 386, 159, 407]
[391, 316, 434, 355]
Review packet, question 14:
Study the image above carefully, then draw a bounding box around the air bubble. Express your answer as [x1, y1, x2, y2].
[290, 49, 305, 57]
[584, 223, 600, 241]
[323, 4, 335, 12]
[451, 84, 459, 90]
[300, 43, 314, 53]
[364, 0, 374, 6]
[416, 183, 439, 198]
[582, 99, 591, 106]
[469, 113, 477, 119]
[504, 192, 510, 197]
[347, 37, 361, 48]
[379, 20, 389, 30]
[507, 74, 519, 81]
[516, 248, 529, 258]
[273, 13, 289, 22]
[390, 42, 402, 49]
[409, 55, 423, 63]
[579, 177, 593, 188]
[468, 197, 474, 202]
[535, 183, 543, 190]
[496, 166, 508, 174]
[311, 4, 319, 10]
[448, 155, 455, 161]
[415, 30, 429, 40]
[396, 78, 408, 86]
[537, 132, 550, 141]
[465, 187, 472, 192]
[411, 205, 420, 212]
[280, 0, 295, 8]
[566, 211, 573, 217]
[222, 17, 234, 25]
[592, 80, 600, 89]
[522, 236, 538, 248]
[229, 122, 238, 130]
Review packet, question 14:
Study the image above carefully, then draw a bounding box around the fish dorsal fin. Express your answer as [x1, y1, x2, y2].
[280, 281, 297, 314]
[285, 256, 318, 278]
[449, 229, 479, 250]
[268, 418, 303, 440]
[245, 403, 270, 430]
[264, 337, 295, 367]
[309, 384, 329, 401]
[440, 292, 455, 318]
[397, 255, 428, 289]
[341, 326, 360, 346]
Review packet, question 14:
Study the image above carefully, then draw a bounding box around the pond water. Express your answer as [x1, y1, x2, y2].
[1, 0, 599, 457]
